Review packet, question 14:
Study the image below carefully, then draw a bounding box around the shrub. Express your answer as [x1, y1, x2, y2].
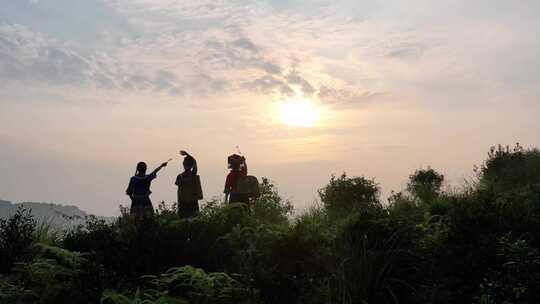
[101, 266, 255, 304]
[0, 243, 105, 304]
[251, 178, 293, 225]
[476, 234, 540, 304]
[318, 173, 382, 218]
[480, 144, 540, 194]
[333, 214, 422, 304]
[0, 207, 36, 273]
[407, 168, 445, 205]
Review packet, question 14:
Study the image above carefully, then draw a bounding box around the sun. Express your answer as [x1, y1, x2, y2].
[279, 99, 321, 127]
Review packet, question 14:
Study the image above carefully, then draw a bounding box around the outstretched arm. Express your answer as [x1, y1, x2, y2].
[151, 162, 168, 176]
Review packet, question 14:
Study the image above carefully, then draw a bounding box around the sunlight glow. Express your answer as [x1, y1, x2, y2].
[279, 99, 321, 127]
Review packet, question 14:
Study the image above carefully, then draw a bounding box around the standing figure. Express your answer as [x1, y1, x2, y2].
[175, 150, 202, 217]
[224, 154, 248, 204]
[126, 161, 167, 219]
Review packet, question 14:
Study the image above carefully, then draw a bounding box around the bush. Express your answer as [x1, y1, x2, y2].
[251, 178, 293, 225]
[407, 168, 445, 205]
[101, 266, 256, 304]
[0, 207, 36, 273]
[476, 234, 540, 304]
[480, 144, 540, 194]
[0, 243, 105, 304]
[318, 173, 382, 218]
[3, 146, 540, 303]
[332, 213, 423, 304]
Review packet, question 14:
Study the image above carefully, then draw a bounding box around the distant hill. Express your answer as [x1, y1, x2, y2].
[0, 200, 113, 227]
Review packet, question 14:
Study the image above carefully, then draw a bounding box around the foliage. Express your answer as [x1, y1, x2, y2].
[476, 234, 540, 304]
[2, 147, 540, 303]
[318, 173, 382, 218]
[101, 266, 253, 304]
[252, 177, 293, 225]
[332, 212, 422, 304]
[0, 243, 104, 304]
[34, 216, 62, 246]
[0, 207, 36, 273]
[480, 143, 540, 194]
[406, 168, 445, 204]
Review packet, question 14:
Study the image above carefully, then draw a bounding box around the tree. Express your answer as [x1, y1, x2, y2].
[480, 143, 540, 193]
[318, 173, 381, 217]
[406, 168, 444, 204]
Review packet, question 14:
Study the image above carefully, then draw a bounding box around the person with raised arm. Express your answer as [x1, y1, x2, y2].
[175, 150, 202, 217]
[126, 161, 167, 219]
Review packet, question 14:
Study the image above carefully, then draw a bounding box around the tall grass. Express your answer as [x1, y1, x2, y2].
[34, 216, 61, 246]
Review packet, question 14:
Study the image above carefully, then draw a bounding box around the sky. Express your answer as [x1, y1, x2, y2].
[1, 0, 539, 216]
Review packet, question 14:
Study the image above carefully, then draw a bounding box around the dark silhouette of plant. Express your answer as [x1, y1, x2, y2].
[2, 147, 540, 304]
[318, 173, 382, 218]
[0, 207, 36, 273]
[406, 168, 444, 205]
[476, 234, 540, 304]
[480, 143, 540, 194]
[252, 177, 293, 224]
[101, 266, 255, 304]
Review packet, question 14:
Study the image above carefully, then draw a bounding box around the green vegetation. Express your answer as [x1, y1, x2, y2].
[2, 144, 540, 303]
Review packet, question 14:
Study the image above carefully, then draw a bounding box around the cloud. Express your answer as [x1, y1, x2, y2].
[0, 1, 393, 104]
[318, 85, 382, 106]
[0, 22, 300, 99]
[0, 23, 229, 96]
[0, 24, 91, 85]
[231, 38, 259, 53]
[10, 0, 539, 109]
[203, 37, 282, 75]
[286, 70, 315, 96]
[242, 75, 294, 96]
[385, 43, 425, 59]
[95, 0, 381, 101]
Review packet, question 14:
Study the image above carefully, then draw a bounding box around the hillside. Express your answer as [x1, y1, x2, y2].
[0, 200, 108, 227]
[1, 145, 540, 304]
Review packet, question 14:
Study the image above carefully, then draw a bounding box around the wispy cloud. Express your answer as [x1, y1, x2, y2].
[3, 0, 540, 105]
[1, 0, 394, 105]
[0, 23, 231, 96]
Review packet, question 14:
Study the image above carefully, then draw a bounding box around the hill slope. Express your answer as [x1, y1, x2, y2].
[0, 199, 110, 227]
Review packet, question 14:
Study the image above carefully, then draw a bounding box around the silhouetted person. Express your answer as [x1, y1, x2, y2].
[175, 150, 202, 217]
[224, 154, 248, 204]
[126, 161, 167, 219]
